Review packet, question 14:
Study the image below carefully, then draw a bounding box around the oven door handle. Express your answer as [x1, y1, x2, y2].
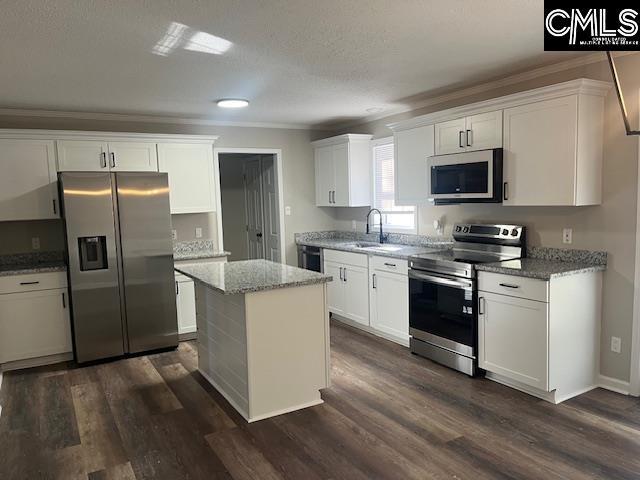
[409, 270, 472, 290]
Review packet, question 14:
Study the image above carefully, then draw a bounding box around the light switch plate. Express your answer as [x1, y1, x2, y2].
[195, 227, 203, 239]
[31, 237, 40, 250]
[562, 228, 573, 244]
[285, 206, 291, 216]
[171, 229, 177, 241]
[611, 336, 622, 353]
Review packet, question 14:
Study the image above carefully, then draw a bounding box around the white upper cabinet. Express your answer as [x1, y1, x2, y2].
[108, 142, 158, 171]
[312, 134, 372, 207]
[57, 140, 109, 171]
[0, 139, 59, 221]
[157, 142, 216, 214]
[434, 110, 502, 155]
[394, 124, 434, 206]
[503, 94, 603, 206]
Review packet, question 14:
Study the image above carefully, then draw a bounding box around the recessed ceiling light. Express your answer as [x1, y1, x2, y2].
[216, 99, 249, 108]
[366, 107, 384, 114]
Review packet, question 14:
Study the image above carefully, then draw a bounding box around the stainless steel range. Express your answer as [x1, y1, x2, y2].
[408, 224, 526, 376]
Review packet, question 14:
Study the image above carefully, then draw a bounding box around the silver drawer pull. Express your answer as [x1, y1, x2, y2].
[384, 262, 397, 267]
[19, 281, 40, 285]
[499, 283, 520, 289]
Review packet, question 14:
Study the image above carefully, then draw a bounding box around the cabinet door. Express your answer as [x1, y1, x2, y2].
[57, 140, 108, 171]
[434, 117, 466, 155]
[343, 264, 369, 326]
[314, 145, 334, 206]
[503, 96, 578, 206]
[466, 110, 502, 151]
[176, 278, 197, 335]
[108, 142, 158, 172]
[0, 288, 72, 363]
[370, 270, 409, 343]
[158, 143, 216, 213]
[0, 139, 59, 221]
[478, 291, 549, 391]
[332, 143, 350, 206]
[324, 261, 345, 315]
[394, 125, 434, 205]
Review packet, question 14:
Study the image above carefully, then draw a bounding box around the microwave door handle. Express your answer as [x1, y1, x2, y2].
[409, 270, 472, 290]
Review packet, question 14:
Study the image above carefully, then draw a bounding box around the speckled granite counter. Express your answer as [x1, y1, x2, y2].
[173, 240, 230, 261]
[175, 259, 332, 294]
[476, 247, 608, 280]
[295, 231, 451, 260]
[0, 251, 67, 277]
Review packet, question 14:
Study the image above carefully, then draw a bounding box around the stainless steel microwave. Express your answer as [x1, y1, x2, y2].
[427, 148, 503, 205]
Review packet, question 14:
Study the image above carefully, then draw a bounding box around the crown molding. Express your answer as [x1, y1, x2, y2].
[329, 52, 611, 131]
[310, 133, 373, 147]
[0, 108, 316, 131]
[0, 128, 219, 143]
[388, 78, 612, 132]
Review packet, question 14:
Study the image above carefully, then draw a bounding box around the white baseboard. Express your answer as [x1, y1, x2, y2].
[598, 374, 631, 395]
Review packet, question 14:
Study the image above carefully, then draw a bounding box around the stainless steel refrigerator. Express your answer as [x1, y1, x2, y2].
[59, 171, 178, 363]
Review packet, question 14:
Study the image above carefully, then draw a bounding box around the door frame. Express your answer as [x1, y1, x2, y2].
[631, 136, 640, 396]
[214, 147, 286, 263]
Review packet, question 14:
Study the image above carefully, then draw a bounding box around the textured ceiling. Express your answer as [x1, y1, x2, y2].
[0, 0, 583, 128]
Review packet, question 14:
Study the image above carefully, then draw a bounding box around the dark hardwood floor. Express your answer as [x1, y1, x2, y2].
[1, 320, 640, 479]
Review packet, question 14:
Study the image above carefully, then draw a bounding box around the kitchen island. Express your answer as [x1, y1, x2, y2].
[175, 259, 332, 422]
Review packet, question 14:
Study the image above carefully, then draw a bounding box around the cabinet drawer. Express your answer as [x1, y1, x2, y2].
[0, 271, 67, 295]
[370, 256, 408, 275]
[478, 272, 548, 302]
[323, 249, 367, 268]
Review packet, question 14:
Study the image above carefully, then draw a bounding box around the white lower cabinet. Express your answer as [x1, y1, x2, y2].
[478, 270, 602, 403]
[370, 257, 409, 345]
[175, 273, 196, 337]
[323, 250, 369, 326]
[0, 272, 72, 366]
[324, 249, 409, 345]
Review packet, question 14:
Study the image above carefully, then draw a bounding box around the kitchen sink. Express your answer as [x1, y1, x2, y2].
[346, 242, 404, 252]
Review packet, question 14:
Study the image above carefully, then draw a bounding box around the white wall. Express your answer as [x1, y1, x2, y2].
[323, 58, 638, 384]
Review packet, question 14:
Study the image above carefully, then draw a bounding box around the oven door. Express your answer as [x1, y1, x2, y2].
[428, 150, 496, 201]
[408, 269, 476, 356]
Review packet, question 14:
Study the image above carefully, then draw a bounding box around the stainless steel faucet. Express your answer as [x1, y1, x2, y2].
[366, 208, 385, 244]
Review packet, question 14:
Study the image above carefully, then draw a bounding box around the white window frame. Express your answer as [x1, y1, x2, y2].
[370, 136, 418, 234]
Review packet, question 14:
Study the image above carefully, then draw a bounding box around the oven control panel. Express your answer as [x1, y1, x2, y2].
[453, 224, 525, 243]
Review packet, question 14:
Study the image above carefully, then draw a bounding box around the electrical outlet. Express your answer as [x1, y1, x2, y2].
[31, 237, 40, 250]
[195, 227, 203, 239]
[171, 229, 177, 241]
[611, 336, 622, 353]
[352, 220, 357, 231]
[562, 228, 573, 244]
[285, 206, 291, 216]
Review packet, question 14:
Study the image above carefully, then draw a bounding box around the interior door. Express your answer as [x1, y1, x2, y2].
[260, 155, 280, 262]
[108, 142, 158, 172]
[435, 117, 466, 155]
[244, 158, 265, 259]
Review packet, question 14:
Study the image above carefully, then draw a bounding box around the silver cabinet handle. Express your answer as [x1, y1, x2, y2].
[329, 190, 332, 204]
[100, 152, 107, 168]
[372, 273, 377, 289]
[339, 267, 343, 281]
[466, 129, 472, 147]
[20, 281, 40, 285]
[459, 131, 464, 148]
[499, 283, 520, 289]
[331, 191, 336, 204]
[503, 182, 509, 201]
[478, 296, 484, 315]
[62, 292, 66, 309]
[343, 267, 347, 282]
[110, 152, 116, 168]
[384, 262, 396, 267]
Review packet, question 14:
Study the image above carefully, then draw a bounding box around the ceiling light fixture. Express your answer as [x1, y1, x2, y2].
[216, 99, 249, 108]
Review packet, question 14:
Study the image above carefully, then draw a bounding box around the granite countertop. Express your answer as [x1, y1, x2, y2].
[173, 239, 230, 261]
[0, 261, 67, 277]
[175, 259, 332, 295]
[476, 258, 607, 280]
[296, 234, 452, 260]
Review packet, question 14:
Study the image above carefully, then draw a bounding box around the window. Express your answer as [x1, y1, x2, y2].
[371, 138, 417, 233]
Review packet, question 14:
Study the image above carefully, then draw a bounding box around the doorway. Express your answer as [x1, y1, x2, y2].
[217, 150, 284, 263]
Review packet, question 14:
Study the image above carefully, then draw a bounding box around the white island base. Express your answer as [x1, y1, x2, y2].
[195, 282, 330, 422]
